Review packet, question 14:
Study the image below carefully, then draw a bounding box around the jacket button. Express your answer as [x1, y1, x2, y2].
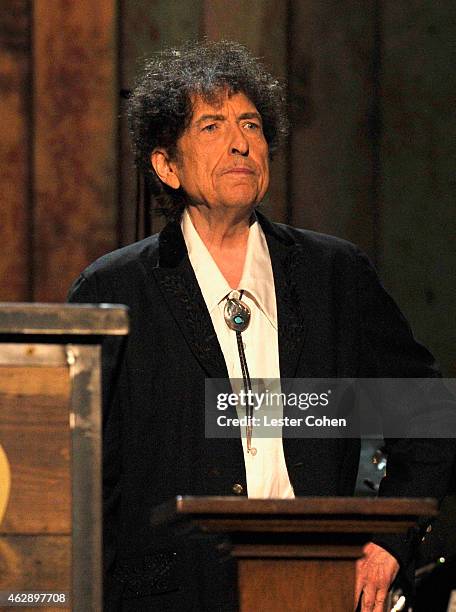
[232, 483, 244, 495]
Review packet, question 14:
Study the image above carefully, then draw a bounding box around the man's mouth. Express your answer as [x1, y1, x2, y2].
[223, 167, 255, 175]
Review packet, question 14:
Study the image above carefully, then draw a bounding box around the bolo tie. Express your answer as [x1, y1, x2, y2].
[224, 290, 257, 455]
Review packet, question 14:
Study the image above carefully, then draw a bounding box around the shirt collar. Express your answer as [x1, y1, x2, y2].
[181, 208, 277, 328]
[239, 217, 277, 329]
[181, 209, 230, 313]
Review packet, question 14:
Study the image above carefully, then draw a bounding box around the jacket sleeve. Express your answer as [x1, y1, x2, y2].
[355, 248, 456, 593]
[358, 247, 456, 592]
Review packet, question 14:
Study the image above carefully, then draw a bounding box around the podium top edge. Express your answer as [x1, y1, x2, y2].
[0, 303, 129, 335]
[167, 496, 439, 518]
[152, 496, 438, 537]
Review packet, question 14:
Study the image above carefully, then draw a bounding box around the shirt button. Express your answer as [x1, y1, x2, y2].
[232, 483, 244, 495]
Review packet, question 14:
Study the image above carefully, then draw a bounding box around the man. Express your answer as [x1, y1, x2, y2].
[69, 40, 454, 611]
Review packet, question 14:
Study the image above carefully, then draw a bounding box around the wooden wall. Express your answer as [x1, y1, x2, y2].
[1, 0, 118, 303]
[0, 1, 454, 374]
[1, 0, 31, 302]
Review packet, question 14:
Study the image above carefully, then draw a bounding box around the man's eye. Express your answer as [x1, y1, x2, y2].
[202, 123, 217, 132]
[243, 121, 261, 132]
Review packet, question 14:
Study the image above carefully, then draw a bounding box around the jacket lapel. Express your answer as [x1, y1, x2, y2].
[151, 219, 229, 379]
[257, 212, 310, 379]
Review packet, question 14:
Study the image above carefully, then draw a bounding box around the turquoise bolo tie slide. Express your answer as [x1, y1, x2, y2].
[224, 297, 251, 332]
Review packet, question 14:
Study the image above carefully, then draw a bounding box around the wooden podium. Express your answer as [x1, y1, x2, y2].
[0, 304, 128, 611]
[154, 496, 438, 611]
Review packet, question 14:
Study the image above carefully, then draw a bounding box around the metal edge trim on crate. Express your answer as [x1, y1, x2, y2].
[0, 304, 129, 335]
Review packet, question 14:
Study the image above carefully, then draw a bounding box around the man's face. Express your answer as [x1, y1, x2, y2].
[166, 91, 270, 212]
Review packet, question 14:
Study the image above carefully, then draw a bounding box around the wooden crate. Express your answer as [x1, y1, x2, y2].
[0, 305, 128, 611]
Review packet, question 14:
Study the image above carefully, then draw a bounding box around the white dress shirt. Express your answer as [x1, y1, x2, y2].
[181, 208, 294, 499]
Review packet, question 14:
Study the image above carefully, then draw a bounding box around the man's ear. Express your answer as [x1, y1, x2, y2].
[150, 149, 181, 190]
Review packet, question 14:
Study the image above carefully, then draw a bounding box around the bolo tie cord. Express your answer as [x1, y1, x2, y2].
[224, 290, 256, 455]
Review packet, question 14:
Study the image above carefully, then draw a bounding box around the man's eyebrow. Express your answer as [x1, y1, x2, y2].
[194, 114, 225, 125]
[194, 112, 263, 125]
[238, 112, 262, 123]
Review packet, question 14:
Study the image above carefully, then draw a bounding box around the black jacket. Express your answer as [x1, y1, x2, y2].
[69, 212, 455, 610]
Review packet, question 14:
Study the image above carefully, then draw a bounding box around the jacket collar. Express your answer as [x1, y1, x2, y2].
[150, 210, 309, 379]
[258, 212, 310, 379]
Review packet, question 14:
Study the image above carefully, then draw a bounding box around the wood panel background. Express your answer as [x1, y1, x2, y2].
[0, 1, 454, 374]
[0, 0, 31, 301]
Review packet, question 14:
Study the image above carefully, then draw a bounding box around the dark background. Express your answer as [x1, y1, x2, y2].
[1, 0, 454, 375]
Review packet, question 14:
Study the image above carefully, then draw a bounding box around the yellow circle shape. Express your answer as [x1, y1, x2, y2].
[0, 444, 11, 524]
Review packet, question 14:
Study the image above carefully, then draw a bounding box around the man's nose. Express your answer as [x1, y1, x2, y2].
[229, 125, 249, 156]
